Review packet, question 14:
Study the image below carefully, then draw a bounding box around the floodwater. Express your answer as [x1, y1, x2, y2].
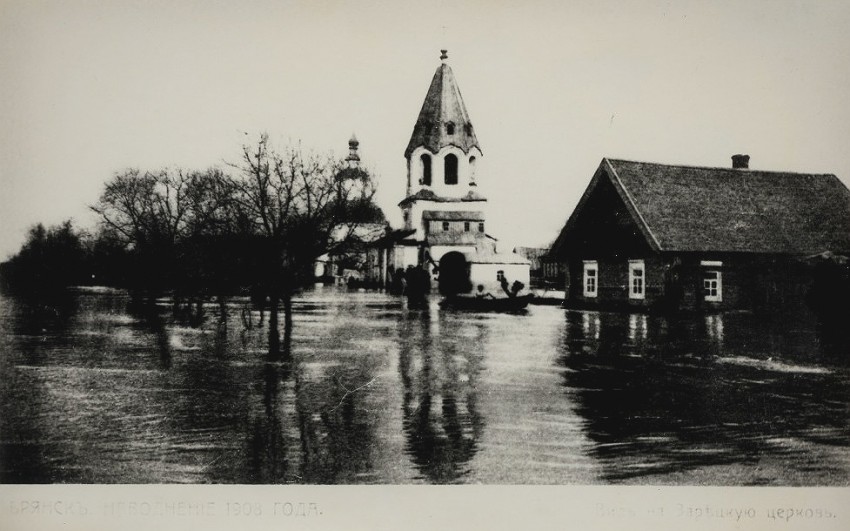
[1, 287, 848, 485]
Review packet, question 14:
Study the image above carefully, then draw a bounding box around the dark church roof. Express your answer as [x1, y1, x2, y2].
[404, 52, 481, 158]
[398, 188, 487, 207]
[555, 158, 850, 255]
[422, 210, 485, 221]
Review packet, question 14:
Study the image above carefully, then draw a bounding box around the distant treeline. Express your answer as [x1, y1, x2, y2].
[1, 134, 383, 304]
[0, 220, 118, 293]
[0, 218, 292, 296]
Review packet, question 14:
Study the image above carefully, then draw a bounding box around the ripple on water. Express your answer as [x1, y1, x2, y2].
[0, 288, 847, 485]
[714, 356, 831, 374]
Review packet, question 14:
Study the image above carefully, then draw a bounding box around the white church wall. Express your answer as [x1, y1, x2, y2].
[407, 145, 483, 199]
[391, 245, 420, 272]
[406, 200, 488, 240]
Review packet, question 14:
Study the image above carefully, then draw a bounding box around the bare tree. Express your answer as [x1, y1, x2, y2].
[90, 167, 237, 304]
[232, 133, 378, 358]
[92, 168, 235, 245]
[88, 136, 379, 353]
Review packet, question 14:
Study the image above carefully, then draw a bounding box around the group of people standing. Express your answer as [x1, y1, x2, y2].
[389, 265, 431, 307]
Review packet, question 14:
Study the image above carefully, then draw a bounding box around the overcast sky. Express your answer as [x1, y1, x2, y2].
[2, 0, 849, 260]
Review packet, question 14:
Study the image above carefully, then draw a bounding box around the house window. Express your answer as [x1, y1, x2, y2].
[583, 260, 598, 298]
[628, 260, 645, 300]
[442, 221, 450, 231]
[444, 154, 458, 185]
[703, 270, 722, 302]
[478, 222, 484, 233]
[446, 122, 455, 135]
[420, 154, 432, 186]
[464, 221, 470, 232]
[496, 270, 505, 281]
[701, 261, 722, 302]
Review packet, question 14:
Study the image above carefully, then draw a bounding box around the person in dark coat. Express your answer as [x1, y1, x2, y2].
[405, 265, 429, 308]
[389, 268, 405, 295]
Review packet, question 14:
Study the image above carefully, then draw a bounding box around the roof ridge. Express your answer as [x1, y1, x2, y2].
[604, 159, 662, 251]
[597, 157, 850, 254]
[604, 157, 838, 178]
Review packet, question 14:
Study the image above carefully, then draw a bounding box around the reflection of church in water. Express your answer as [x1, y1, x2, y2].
[386, 50, 529, 295]
[397, 310, 486, 482]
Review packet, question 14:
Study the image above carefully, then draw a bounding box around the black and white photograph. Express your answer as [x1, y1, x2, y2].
[1, 0, 848, 529]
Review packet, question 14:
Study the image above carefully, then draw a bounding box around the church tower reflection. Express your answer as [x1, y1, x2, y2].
[398, 308, 485, 483]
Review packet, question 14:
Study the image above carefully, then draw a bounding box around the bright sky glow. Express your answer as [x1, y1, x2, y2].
[2, 0, 849, 259]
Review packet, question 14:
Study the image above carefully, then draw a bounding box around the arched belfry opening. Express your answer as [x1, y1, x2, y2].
[438, 252, 471, 295]
[469, 156, 477, 184]
[444, 154, 458, 185]
[421, 154, 432, 186]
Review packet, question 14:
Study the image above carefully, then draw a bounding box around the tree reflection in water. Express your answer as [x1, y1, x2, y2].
[244, 296, 390, 483]
[245, 362, 294, 482]
[243, 306, 298, 483]
[127, 297, 172, 370]
[3, 289, 846, 484]
[398, 307, 485, 483]
[559, 310, 850, 485]
[0, 291, 81, 483]
[10, 291, 79, 367]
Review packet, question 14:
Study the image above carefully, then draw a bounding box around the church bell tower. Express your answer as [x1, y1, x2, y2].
[398, 50, 488, 243]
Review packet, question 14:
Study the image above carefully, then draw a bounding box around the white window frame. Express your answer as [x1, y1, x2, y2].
[628, 260, 645, 300]
[701, 261, 723, 302]
[583, 260, 598, 298]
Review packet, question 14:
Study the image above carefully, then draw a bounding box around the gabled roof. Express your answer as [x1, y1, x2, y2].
[552, 158, 850, 255]
[422, 210, 485, 221]
[404, 54, 480, 158]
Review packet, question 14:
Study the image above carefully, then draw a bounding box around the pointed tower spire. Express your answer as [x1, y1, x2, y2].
[404, 50, 480, 157]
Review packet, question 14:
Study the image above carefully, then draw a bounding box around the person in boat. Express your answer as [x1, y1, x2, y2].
[475, 284, 496, 299]
[499, 276, 525, 298]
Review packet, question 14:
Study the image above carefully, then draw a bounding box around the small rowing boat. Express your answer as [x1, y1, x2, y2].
[439, 294, 532, 312]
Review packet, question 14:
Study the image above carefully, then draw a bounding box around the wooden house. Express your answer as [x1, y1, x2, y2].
[540, 255, 568, 289]
[549, 156, 850, 312]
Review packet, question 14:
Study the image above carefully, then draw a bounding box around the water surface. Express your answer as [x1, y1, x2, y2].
[1, 287, 847, 484]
